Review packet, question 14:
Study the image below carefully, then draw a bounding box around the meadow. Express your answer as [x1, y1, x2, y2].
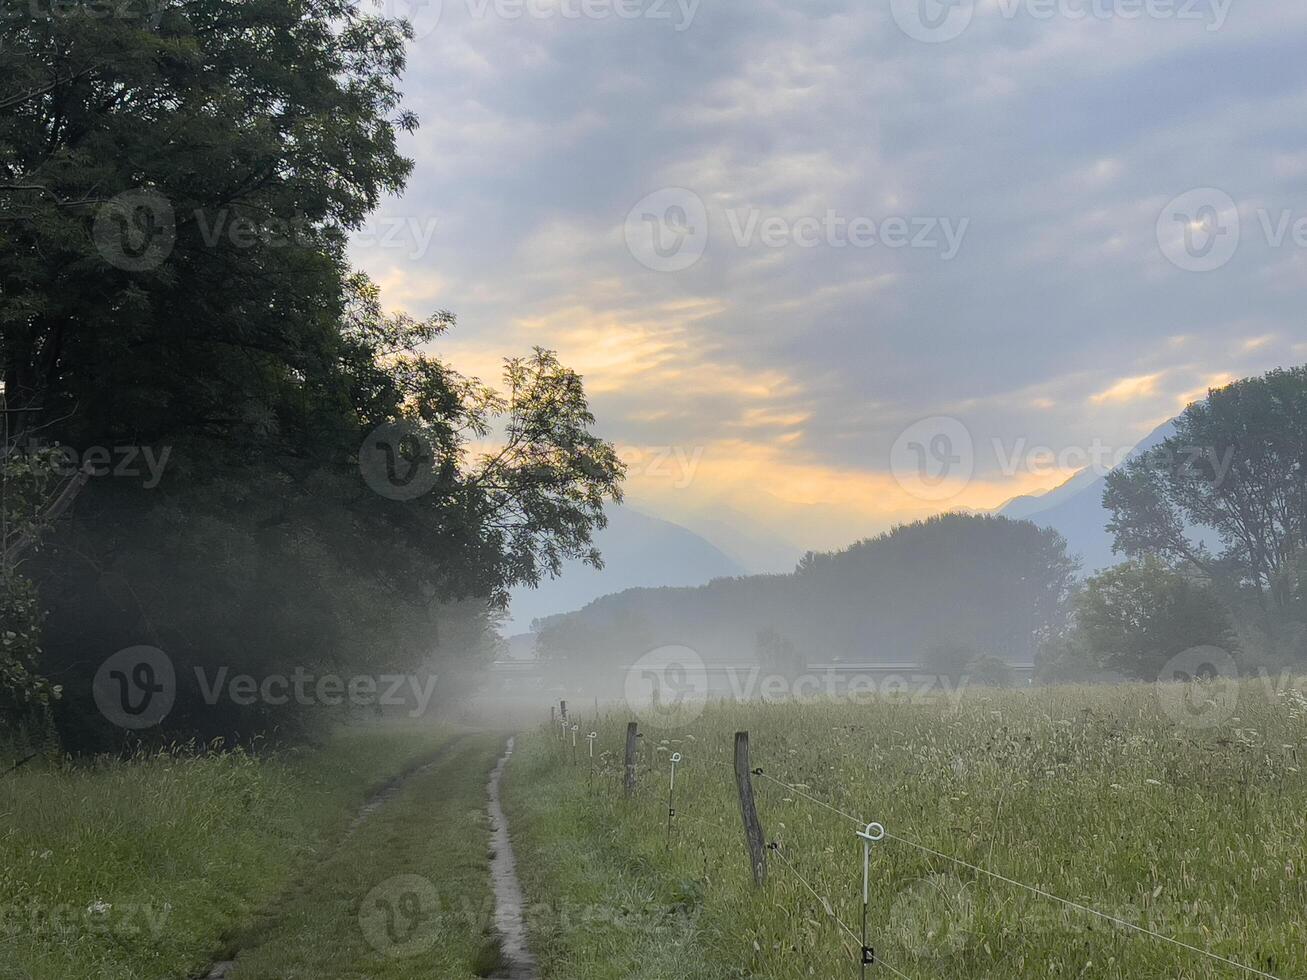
[0, 724, 464, 980]
[505, 679, 1307, 980]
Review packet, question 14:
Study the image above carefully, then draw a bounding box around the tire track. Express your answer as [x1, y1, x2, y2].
[200, 733, 469, 980]
[487, 737, 539, 980]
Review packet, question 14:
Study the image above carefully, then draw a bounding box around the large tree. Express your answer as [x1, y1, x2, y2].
[1069, 556, 1236, 681]
[1, 1, 624, 748]
[1104, 367, 1307, 651]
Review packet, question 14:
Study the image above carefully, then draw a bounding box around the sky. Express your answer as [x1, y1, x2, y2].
[349, 0, 1307, 556]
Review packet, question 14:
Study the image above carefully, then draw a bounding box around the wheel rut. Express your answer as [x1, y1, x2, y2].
[487, 736, 540, 980]
[199, 734, 470, 980]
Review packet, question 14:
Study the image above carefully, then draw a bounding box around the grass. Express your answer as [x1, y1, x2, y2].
[0, 723, 462, 980]
[226, 732, 507, 980]
[506, 680, 1307, 979]
[504, 745, 715, 980]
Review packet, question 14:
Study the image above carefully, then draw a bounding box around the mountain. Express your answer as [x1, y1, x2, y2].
[680, 506, 804, 574]
[999, 420, 1178, 573]
[505, 506, 745, 633]
[997, 465, 1103, 521]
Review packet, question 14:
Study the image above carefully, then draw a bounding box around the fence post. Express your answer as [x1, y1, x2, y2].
[560, 699, 568, 722]
[550, 705, 555, 727]
[734, 731, 767, 887]
[624, 722, 639, 797]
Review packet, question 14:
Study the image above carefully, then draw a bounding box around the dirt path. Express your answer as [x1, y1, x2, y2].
[201, 734, 469, 980]
[487, 737, 540, 980]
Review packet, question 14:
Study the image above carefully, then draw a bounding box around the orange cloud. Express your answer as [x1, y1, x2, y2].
[1089, 372, 1164, 405]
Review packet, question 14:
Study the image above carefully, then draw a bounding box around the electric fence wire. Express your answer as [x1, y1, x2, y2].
[755, 767, 1283, 980]
[769, 841, 917, 980]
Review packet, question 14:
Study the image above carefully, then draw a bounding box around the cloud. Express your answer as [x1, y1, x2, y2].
[1089, 373, 1165, 406]
[347, 1, 1307, 561]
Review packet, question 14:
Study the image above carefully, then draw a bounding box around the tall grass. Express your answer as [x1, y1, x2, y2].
[0, 724, 452, 980]
[509, 680, 1307, 979]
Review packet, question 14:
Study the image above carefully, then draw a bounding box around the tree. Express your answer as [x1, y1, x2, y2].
[1104, 367, 1307, 621]
[0, 2, 625, 748]
[530, 515, 1080, 678]
[756, 627, 802, 680]
[0, 439, 72, 749]
[1071, 556, 1236, 680]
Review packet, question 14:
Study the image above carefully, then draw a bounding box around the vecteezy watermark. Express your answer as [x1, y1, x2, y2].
[1156, 187, 1241, 272]
[1156, 187, 1307, 272]
[891, 0, 1230, 43]
[92, 645, 176, 730]
[49, 444, 172, 489]
[359, 420, 440, 501]
[92, 189, 177, 273]
[368, 0, 444, 39]
[1155, 646, 1240, 729]
[463, 0, 698, 29]
[616, 444, 704, 489]
[723, 209, 969, 259]
[624, 650, 976, 730]
[193, 667, 440, 718]
[1, 0, 166, 26]
[889, 416, 1242, 502]
[192, 211, 441, 261]
[92, 190, 444, 271]
[93, 648, 441, 729]
[890, 416, 976, 503]
[0, 900, 172, 942]
[887, 874, 974, 959]
[359, 875, 443, 958]
[992, 438, 1237, 486]
[624, 188, 710, 273]
[623, 188, 969, 272]
[624, 645, 710, 729]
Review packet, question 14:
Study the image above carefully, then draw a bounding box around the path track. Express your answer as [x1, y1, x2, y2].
[487, 737, 540, 980]
[201, 734, 469, 979]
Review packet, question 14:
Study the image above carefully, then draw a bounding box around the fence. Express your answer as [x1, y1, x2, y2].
[546, 703, 1284, 980]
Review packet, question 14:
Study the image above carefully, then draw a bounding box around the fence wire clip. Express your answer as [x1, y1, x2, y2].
[862, 946, 875, 966]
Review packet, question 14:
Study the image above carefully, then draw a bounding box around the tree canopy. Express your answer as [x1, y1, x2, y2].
[1104, 366, 1307, 656]
[1, 0, 624, 749]
[536, 513, 1078, 691]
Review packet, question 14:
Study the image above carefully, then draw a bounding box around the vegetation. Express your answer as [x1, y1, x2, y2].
[0, 0, 623, 751]
[1105, 366, 1307, 662]
[223, 734, 506, 980]
[1043, 556, 1237, 682]
[508, 684, 1307, 979]
[536, 513, 1078, 691]
[0, 440, 74, 752]
[0, 725, 458, 979]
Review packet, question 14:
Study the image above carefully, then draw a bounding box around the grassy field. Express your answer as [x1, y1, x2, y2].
[506, 680, 1307, 979]
[224, 732, 507, 980]
[0, 724, 472, 980]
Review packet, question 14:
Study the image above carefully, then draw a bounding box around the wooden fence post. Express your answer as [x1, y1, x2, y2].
[550, 705, 555, 727]
[734, 731, 767, 887]
[624, 722, 639, 797]
[560, 699, 568, 722]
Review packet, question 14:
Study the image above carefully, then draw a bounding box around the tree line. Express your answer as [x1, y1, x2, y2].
[538, 366, 1307, 689]
[0, 0, 624, 753]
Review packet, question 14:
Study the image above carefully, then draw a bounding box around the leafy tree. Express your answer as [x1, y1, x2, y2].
[755, 627, 802, 680]
[1070, 556, 1236, 680]
[0, 440, 73, 749]
[532, 515, 1079, 678]
[1104, 367, 1307, 626]
[0, 1, 624, 747]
